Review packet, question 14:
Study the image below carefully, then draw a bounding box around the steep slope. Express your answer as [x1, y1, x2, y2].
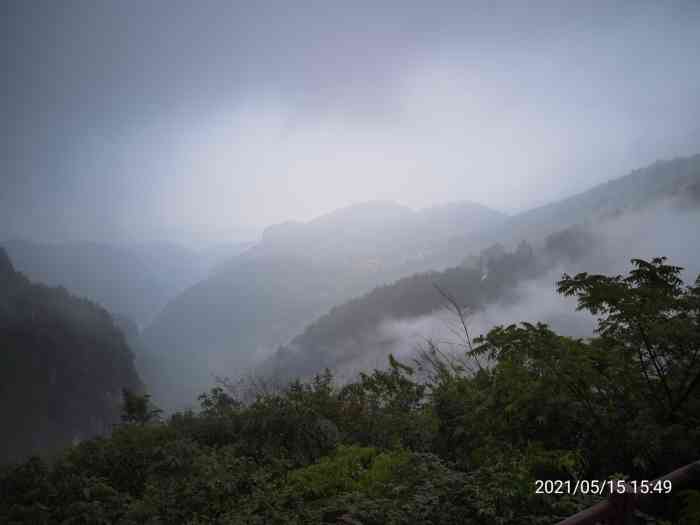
[497, 154, 700, 242]
[142, 201, 506, 410]
[0, 248, 143, 464]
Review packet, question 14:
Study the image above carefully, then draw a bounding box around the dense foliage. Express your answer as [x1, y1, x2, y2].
[0, 248, 143, 464]
[2, 257, 699, 523]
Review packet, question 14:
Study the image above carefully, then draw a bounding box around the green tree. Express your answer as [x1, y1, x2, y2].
[120, 389, 162, 425]
[558, 257, 700, 422]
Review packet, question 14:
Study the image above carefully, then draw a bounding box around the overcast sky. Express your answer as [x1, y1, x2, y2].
[2, 1, 700, 246]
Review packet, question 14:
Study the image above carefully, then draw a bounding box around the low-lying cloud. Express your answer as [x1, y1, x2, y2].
[324, 202, 700, 380]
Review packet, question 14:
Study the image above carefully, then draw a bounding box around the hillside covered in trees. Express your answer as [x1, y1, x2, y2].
[2, 257, 699, 523]
[0, 248, 143, 464]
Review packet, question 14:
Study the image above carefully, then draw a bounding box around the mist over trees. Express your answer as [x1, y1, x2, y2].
[4, 2, 700, 521]
[234, 156, 700, 388]
[2, 256, 699, 523]
[140, 201, 507, 411]
[2, 154, 697, 452]
[138, 156, 700, 412]
[0, 154, 699, 523]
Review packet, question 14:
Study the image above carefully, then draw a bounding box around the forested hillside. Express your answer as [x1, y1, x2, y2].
[2, 258, 698, 524]
[0, 248, 143, 464]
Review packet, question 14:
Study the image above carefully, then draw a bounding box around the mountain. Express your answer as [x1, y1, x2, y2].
[0, 248, 143, 464]
[262, 155, 700, 381]
[494, 154, 700, 244]
[141, 200, 506, 410]
[0, 240, 251, 327]
[257, 200, 504, 269]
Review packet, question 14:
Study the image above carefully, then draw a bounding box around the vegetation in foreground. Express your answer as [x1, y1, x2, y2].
[2, 257, 700, 524]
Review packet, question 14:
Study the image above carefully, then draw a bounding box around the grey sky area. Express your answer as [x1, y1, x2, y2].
[3, 1, 700, 246]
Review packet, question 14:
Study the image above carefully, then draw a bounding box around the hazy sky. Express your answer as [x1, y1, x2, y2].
[3, 1, 700, 246]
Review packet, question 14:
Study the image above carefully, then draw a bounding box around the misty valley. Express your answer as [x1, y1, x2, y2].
[3, 3, 700, 523]
[2, 155, 700, 523]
